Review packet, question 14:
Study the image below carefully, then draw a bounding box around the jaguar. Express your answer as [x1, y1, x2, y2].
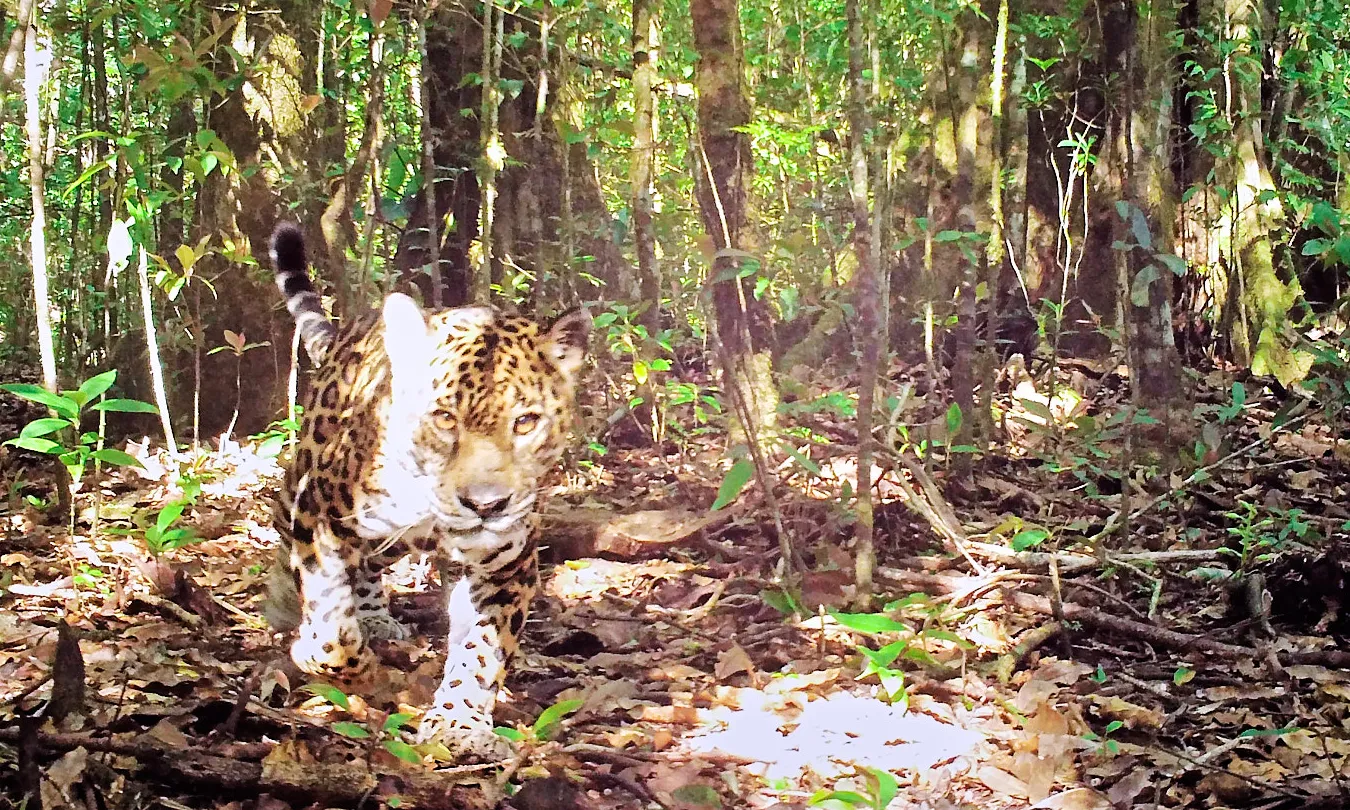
[262, 221, 589, 759]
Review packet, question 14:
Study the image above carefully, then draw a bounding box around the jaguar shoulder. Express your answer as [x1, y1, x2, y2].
[264, 221, 590, 759]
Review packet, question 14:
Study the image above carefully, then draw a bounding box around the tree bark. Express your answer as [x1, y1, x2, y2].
[690, 0, 777, 440]
[846, 0, 879, 602]
[632, 0, 660, 339]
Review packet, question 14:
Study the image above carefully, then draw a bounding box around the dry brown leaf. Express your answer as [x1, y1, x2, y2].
[1029, 787, 1111, 810]
[715, 644, 754, 679]
[1088, 695, 1163, 729]
[976, 765, 1030, 799]
[40, 746, 89, 809]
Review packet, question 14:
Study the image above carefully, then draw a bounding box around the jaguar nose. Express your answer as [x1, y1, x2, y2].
[459, 484, 512, 517]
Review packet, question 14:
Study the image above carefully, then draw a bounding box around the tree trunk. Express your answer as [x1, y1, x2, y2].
[1221, 0, 1304, 384]
[1118, 0, 1183, 418]
[690, 0, 777, 441]
[632, 0, 660, 339]
[189, 2, 335, 437]
[845, 0, 880, 603]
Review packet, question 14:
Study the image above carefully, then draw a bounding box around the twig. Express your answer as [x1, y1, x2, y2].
[889, 455, 986, 575]
[1001, 588, 1350, 668]
[990, 621, 1062, 683]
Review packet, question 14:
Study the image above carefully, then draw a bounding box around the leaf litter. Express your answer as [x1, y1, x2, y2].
[0, 358, 1348, 809]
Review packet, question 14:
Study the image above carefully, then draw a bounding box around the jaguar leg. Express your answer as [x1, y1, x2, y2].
[416, 537, 538, 759]
[289, 520, 375, 678]
[352, 540, 411, 641]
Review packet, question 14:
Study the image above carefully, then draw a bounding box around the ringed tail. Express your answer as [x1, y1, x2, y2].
[270, 222, 337, 365]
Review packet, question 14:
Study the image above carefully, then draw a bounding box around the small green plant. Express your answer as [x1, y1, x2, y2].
[298, 683, 423, 764]
[809, 767, 899, 809]
[1082, 719, 1125, 756]
[832, 603, 973, 710]
[495, 697, 584, 745]
[250, 411, 303, 459]
[208, 329, 271, 442]
[2, 370, 158, 512]
[1221, 502, 1318, 574]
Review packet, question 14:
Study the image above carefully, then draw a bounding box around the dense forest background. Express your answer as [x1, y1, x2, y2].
[5, 0, 1350, 807]
[6, 0, 1349, 445]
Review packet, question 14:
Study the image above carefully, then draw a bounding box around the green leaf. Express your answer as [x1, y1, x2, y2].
[494, 726, 526, 741]
[5, 436, 63, 454]
[1154, 253, 1187, 275]
[332, 721, 371, 739]
[868, 767, 899, 808]
[533, 698, 584, 741]
[710, 458, 754, 511]
[1011, 528, 1050, 551]
[156, 501, 186, 533]
[383, 739, 422, 763]
[934, 229, 964, 243]
[300, 682, 351, 710]
[1130, 265, 1160, 307]
[21, 418, 71, 439]
[89, 448, 144, 468]
[383, 712, 414, 734]
[0, 384, 80, 420]
[831, 612, 910, 634]
[1237, 726, 1297, 738]
[945, 402, 963, 436]
[782, 445, 822, 476]
[1129, 207, 1152, 250]
[92, 398, 159, 414]
[78, 370, 118, 401]
[810, 790, 870, 806]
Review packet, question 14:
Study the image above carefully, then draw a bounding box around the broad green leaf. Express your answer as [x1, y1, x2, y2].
[710, 458, 754, 511]
[533, 698, 583, 741]
[92, 398, 159, 414]
[156, 501, 186, 533]
[945, 402, 963, 436]
[493, 726, 526, 741]
[782, 445, 822, 476]
[383, 712, 414, 734]
[90, 448, 144, 468]
[1237, 726, 1297, 738]
[1011, 528, 1050, 551]
[1130, 265, 1160, 307]
[5, 436, 63, 454]
[809, 790, 870, 806]
[1154, 253, 1187, 275]
[300, 682, 351, 710]
[0, 384, 79, 420]
[78, 370, 118, 401]
[21, 418, 71, 438]
[867, 768, 899, 808]
[832, 611, 910, 634]
[332, 721, 371, 739]
[1130, 206, 1152, 249]
[383, 739, 422, 763]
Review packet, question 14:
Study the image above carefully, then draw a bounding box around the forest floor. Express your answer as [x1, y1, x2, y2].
[3, 355, 1350, 810]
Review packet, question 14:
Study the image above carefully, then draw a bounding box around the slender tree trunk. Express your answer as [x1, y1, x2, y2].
[978, 0, 1011, 446]
[846, 0, 879, 603]
[1222, 0, 1303, 383]
[1120, 0, 1183, 418]
[477, 0, 504, 301]
[417, 5, 442, 307]
[690, 0, 777, 441]
[24, 14, 54, 394]
[137, 248, 177, 454]
[632, 0, 660, 339]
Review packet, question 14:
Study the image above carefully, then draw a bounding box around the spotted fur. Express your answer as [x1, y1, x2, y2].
[264, 222, 589, 759]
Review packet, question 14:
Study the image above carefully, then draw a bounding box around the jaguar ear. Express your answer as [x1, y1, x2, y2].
[544, 308, 591, 376]
[382, 293, 430, 389]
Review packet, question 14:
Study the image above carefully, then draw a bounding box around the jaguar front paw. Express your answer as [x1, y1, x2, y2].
[357, 611, 411, 641]
[414, 703, 512, 762]
[290, 625, 375, 678]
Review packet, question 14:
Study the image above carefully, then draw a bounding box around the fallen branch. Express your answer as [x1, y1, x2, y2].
[965, 543, 1225, 576]
[1001, 589, 1350, 668]
[0, 727, 497, 809]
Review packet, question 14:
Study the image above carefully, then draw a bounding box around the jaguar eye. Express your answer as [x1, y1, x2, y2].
[513, 413, 541, 435]
[433, 411, 457, 430]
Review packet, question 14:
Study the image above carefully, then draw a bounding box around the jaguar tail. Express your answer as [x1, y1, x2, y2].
[270, 222, 337, 365]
